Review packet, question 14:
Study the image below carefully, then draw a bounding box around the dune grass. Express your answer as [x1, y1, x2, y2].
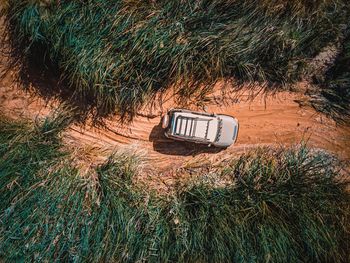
[173, 148, 350, 262]
[0, 112, 154, 261]
[2, 0, 349, 118]
[0, 112, 349, 262]
[311, 34, 350, 123]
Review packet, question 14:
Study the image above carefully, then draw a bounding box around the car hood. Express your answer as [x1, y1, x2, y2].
[214, 115, 238, 147]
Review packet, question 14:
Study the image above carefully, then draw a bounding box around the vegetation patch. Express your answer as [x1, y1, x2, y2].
[311, 34, 350, 123]
[0, 113, 349, 262]
[2, 0, 349, 118]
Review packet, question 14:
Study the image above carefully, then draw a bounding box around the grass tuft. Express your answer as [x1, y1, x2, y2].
[311, 34, 350, 123]
[172, 146, 349, 262]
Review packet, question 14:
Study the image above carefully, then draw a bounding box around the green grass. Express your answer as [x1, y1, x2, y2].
[0, 112, 349, 262]
[3, 0, 349, 118]
[0, 111, 171, 262]
[173, 148, 349, 262]
[311, 34, 350, 123]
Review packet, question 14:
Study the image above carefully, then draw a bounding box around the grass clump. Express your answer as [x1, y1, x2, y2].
[311, 34, 350, 123]
[0, 113, 349, 262]
[3, 0, 349, 118]
[0, 112, 170, 262]
[173, 147, 349, 262]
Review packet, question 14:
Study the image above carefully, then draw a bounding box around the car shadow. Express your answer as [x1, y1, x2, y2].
[149, 122, 225, 156]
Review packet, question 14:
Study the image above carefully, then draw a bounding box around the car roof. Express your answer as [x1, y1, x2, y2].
[170, 111, 219, 142]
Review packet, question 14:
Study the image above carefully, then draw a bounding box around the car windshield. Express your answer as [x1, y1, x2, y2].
[215, 118, 223, 142]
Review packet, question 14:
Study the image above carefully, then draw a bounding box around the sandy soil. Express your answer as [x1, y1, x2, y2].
[1, 73, 350, 169]
[66, 84, 350, 169]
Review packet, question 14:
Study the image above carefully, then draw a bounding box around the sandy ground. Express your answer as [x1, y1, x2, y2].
[1, 73, 350, 171]
[67, 86, 350, 167]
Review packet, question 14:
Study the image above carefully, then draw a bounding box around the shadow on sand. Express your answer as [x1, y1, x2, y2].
[149, 121, 225, 156]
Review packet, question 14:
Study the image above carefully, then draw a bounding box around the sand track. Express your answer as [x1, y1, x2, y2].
[1, 75, 349, 174]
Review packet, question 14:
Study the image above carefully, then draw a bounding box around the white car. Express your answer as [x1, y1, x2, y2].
[162, 109, 239, 148]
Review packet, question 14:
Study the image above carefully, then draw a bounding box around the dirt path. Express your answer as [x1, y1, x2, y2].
[1, 73, 350, 173]
[67, 85, 350, 169]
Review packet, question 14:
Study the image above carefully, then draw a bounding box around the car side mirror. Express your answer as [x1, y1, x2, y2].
[162, 115, 169, 129]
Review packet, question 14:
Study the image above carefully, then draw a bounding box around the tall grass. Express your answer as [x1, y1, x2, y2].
[173, 148, 349, 262]
[0, 113, 348, 262]
[311, 34, 350, 123]
[3, 0, 349, 118]
[0, 112, 170, 262]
